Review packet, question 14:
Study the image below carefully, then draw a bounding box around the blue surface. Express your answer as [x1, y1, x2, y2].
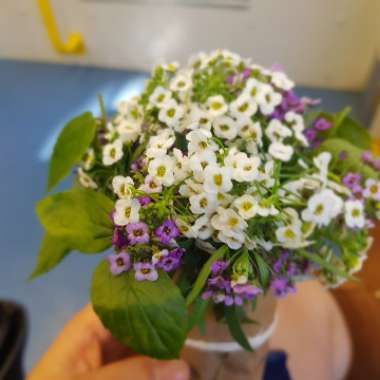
[0, 59, 361, 371]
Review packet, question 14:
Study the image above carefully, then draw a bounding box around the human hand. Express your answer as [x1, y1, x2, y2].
[27, 304, 189, 380]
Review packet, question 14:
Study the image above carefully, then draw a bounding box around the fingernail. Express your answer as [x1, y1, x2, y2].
[154, 359, 189, 380]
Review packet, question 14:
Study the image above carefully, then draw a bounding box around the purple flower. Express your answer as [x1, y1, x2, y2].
[112, 227, 128, 249]
[155, 219, 180, 244]
[273, 251, 290, 273]
[131, 157, 144, 172]
[126, 222, 150, 245]
[304, 128, 317, 143]
[233, 284, 262, 300]
[313, 118, 332, 131]
[134, 262, 158, 281]
[226, 75, 235, 85]
[138, 196, 152, 207]
[270, 277, 296, 298]
[107, 251, 131, 276]
[211, 260, 229, 275]
[373, 159, 380, 171]
[361, 151, 373, 164]
[156, 248, 184, 272]
[338, 150, 348, 161]
[241, 68, 252, 80]
[342, 172, 361, 189]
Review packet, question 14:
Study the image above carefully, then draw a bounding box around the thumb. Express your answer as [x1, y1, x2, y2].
[76, 356, 189, 380]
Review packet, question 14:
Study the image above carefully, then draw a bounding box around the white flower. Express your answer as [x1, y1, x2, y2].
[117, 97, 143, 124]
[173, 148, 190, 182]
[186, 129, 217, 154]
[237, 118, 263, 146]
[179, 178, 203, 197]
[271, 71, 294, 91]
[186, 105, 213, 131]
[275, 224, 303, 248]
[112, 176, 134, 198]
[188, 149, 217, 181]
[116, 120, 141, 143]
[257, 161, 275, 188]
[146, 129, 175, 158]
[148, 156, 175, 186]
[257, 84, 282, 115]
[189, 192, 218, 214]
[217, 230, 245, 250]
[158, 99, 185, 128]
[229, 93, 257, 118]
[344, 200, 365, 228]
[149, 86, 172, 108]
[193, 215, 214, 240]
[211, 207, 247, 249]
[104, 122, 117, 142]
[213, 116, 238, 140]
[313, 152, 332, 185]
[265, 119, 292, 142]
[225, 151, 260, 182]
[285, 111, 304, 132]
[81, 148, 95, 171]
[211, 207, 247, 232]
[114, 198, 141, 226]
[206, 95, 228, 118]
[269, 142, 294, 161]
[102, 139, 123, 166]
[175, 218, 197, 238]
[256, 199, 279, 217]
[77, 168, 97, 189]
[234, 195, 258, 219]
[363, 179, 380, 201]
[244, 78, 265, 100]
[139, 175, 162, 194]
[203, 166, 233, 194]
[170, 72, 192, 92]
[302, 189, 343, 227]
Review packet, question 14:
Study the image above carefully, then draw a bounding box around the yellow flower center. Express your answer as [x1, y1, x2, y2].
[242, 202, 253, 211]
[124, 207, 131, 218]
[228, 217, 239, 227]
[314, 204, 324, 215]
[213, 174, 223, 186]
[157, 165, 166, 177]
[211, 102, 222, 110]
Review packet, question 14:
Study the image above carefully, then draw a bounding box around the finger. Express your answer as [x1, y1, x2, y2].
[76, 356, 190, 380]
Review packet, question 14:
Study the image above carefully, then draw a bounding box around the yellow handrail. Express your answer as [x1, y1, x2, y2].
[37, 0, 85, 54]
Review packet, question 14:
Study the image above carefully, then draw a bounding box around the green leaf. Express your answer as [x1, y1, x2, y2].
[36, 189, 113, 253]
[91, 261, 187, 359]
[252, 251, 270, 288]
[335, 117, 371, 150]
[187, 297, 209, 332]
[29, 234, 70, 280]
[225, 306, 253, 351]
[48, 112, 96, 191]
[186, 245, 228, 307]
[318, 138, 378, 179]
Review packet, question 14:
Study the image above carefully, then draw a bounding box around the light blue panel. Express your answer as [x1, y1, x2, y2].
[0, 59, 361, 371]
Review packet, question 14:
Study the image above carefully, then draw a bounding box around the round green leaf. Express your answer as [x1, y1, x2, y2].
[91, 261, 188, 359]
[36, 189, 113, 253]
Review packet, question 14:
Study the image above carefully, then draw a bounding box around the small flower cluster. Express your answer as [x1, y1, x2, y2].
[77, 50, 379, 305]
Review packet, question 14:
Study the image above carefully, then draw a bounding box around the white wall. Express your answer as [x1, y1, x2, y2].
[0, 0, 378, 89]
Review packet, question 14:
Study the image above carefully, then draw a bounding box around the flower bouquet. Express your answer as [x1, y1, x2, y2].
[33, 50, 379, 379]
